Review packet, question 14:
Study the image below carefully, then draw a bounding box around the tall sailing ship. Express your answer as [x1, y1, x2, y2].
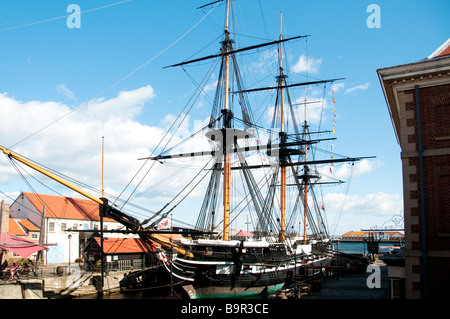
[142, 0, 366, 299]
[0, 0, 371, 299]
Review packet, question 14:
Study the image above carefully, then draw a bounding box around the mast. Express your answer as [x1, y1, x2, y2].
[222, 0, 231, 241]
[161, 2, 350, 242]
[303, 126, 309, 243]
[303, 72, 309, 244]
[278, 12, 286, 243]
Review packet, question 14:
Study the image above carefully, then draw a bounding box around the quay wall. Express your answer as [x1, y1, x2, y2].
[0, 280, 43, 299]
[0, 269, 128, 299]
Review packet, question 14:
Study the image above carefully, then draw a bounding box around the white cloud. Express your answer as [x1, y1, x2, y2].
[85, 85, 155, 120]
[248, 49, 278, 74]
[345, 82, 370, 95]
[0, 87, 218, 221]
[313, 159, 400, 235]
[0, 87, 160, 191]
[203, 78, 218, 94]
[331, 82, 345, 93]
[325, 192, 403, 235]
[292, 54, 322, 74]
[290, 86, 332, 125]
[321, 159, 383, 180]
[57, 84, 76, 101]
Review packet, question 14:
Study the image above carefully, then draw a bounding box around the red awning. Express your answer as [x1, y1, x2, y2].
[0, 233, 47, 258]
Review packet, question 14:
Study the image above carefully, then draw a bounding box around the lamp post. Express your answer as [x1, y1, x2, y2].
[68, 233, 72, 272]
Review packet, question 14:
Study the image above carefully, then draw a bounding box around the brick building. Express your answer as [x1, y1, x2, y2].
[378, 39, 450, 299]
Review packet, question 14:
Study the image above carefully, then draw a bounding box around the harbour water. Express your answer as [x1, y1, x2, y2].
[333, 241, 402, 255]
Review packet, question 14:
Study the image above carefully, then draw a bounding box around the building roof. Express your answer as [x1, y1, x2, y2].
[92, 237, 157, 254]
[437, 45, 450, 58]
[8, 218, 39, 236]
[377, 38, 450, 144]
[342, 231, 368, 237]
[21, 192, 114, 222]
[342, 231, 404, 237]
[235, 230, 254, 237]
[428, 38, 450, 59]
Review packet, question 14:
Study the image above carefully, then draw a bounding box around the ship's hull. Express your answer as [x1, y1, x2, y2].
[159, 240, 332, 299]
[182, 283, 285, 299]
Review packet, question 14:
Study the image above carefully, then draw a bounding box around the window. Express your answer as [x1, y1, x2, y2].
[61, 223, 67, 231]
[48, 222, 55, 232]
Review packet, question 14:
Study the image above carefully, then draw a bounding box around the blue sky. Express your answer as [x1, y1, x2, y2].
[0, 0, 449, 235]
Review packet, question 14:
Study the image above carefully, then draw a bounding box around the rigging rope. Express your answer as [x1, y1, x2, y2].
[142, 157, 213, 226]
[116, 54, 218, 210]
[3, 151, 196, 228]
[330, 163, 354, 235]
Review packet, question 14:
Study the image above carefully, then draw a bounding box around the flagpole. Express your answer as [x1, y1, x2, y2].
[100, 136, 105, 296]
[102, 136, 105, 198]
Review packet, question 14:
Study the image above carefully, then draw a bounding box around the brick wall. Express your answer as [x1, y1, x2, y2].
[418, 84, 450, 150]
[411, 83, 450, 298]
[416, 84, 450, 250]
[378, 54, 450, 299]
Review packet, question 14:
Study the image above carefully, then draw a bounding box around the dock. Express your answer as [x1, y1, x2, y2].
[0, 263, 131, 299]
[274, 259, 389, 299]
[1, 258, 390, 300]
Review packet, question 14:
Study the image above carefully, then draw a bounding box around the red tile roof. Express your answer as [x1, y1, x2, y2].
[93, 237, 157, 254]
[235, 230, 254, 237]
[341, 231, 404, 237]
[341, 231, 368, 237]
[437, 45, 450, 58]
[8, 218, 40, 236]
[18, 219, 39, 231]
[428, 38, 450, 59]
[22, 192, 114, 222]
[9, 219, 27, 236]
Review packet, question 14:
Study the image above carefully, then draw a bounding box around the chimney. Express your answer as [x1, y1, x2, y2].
[0, 200, 10, 234]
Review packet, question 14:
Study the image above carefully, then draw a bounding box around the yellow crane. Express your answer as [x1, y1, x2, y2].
[0, 144, 192, 257]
